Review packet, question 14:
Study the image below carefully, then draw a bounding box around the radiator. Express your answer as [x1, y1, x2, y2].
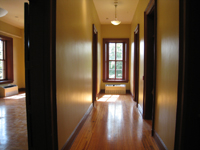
[0, 84, 18, 97]
[105, 84, 126, 94]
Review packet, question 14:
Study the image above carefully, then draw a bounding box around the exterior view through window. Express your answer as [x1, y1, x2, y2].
[109, 43, 123, 79]
[0, 40, 6, 80]
[103, 38, 129, 82]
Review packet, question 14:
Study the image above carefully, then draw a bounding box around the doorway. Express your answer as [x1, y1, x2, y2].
[92, 24, 98, 106]
[133, 24, 139, 107]
[143, 0, 157, 135]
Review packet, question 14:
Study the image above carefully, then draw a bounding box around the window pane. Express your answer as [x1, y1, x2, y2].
[0, 40, 3, 59]
[109, 61, 115, 69]
[0, 61, 5, 80]
[116, 70, 122, 78]
[109, 43, 115, 60]
[109, 61, 115, 78]
[116, 43, 123, 60]
[109, 70, 115, 78]
[116, 61, 123, 69]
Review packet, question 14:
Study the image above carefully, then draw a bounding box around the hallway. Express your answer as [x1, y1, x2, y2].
[70, 94, 159, 150]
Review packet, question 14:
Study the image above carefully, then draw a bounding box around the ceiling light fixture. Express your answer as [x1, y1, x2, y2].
[0, 8, 8, 17]
[111, 2, 121, 25]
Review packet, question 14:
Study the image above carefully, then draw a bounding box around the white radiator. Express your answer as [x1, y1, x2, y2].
[105, 84, 126, 94]
[0, 84, 18, 97]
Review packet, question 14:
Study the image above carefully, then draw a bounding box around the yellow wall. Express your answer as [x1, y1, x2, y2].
[101, 24, 131, 90]
[130, 0, 179, 149]
[155, 0, 179, 149]
[56, 0, 101, 149]
[0, 21, 25, 88]
[130, 0, 149, 111]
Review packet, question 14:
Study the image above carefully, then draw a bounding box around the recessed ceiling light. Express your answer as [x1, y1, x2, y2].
[0, 8, 8, 17]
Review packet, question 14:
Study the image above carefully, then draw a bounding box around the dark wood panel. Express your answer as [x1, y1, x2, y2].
[133, 24, 139, 106]
[174, 0, 200, 149]
[25, 0, 58, 149]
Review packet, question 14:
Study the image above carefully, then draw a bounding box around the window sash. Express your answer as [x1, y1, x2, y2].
[108, 42, 123, 79]
[0, 35, 13, 83]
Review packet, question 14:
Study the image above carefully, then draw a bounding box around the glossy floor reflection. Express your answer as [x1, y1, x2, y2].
[71, 94, 159, 150]
[0, 92, 28, 150]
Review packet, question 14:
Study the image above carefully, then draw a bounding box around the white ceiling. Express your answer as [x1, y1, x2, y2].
[0, 0, 139, 29]
[93, 0, 139, 24]
[0, 0, 28, 29]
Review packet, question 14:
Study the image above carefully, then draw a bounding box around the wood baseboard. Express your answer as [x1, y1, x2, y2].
[100, 89, 105, 94]
[100, 89, 131, 95]
[19, 88, 26, 93]
[61, 104, 93, 150]
[153, 130, 168, 150]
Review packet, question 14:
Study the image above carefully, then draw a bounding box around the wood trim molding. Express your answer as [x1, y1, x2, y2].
[61, 104, 93, 150]
[0, 34, 13, 84]
[92, 24, 98, 106]
[134, 24, 139, 105]
[145, 0, 155, 15]
[103, 38, 129, 82]
[19, 88, 26, 93]
[100, 89, 105, 94]
[134, 24, 139, 34]
[126, 90, 130, 94]
[153, 130, 168, 150]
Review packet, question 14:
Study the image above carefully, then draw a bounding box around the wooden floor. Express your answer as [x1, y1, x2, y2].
[0, 93, 159, 150]
[70, 94, 159, 150]
[0, 92, 28, 150]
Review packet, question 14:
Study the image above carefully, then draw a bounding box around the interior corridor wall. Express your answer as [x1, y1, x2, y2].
[130, 0, 179, 149]
[130, 0, 149, 113]
[56, 0, 101, 149]
[0, 21, 25, 88]
[155, 0, 179, 149]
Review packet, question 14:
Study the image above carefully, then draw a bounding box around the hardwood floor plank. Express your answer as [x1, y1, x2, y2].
[70, 94, 159, 150]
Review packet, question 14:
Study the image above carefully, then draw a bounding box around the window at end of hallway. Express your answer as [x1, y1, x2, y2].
[0, 35, 13, 84]
[103, 38, 129, 82]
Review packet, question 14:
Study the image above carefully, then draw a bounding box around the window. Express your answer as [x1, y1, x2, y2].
[103, 38, 129, 82]
[0, 35, 13, 84]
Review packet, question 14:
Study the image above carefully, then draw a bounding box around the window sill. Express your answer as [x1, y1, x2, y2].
[0, 80, 14, 84]
[103, 79, 129, 83]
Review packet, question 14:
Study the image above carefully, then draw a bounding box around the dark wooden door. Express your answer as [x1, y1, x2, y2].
[92, 24, 98, 106]
[174, 0, 200, 149]
[24, 1, 58, 149]
[143, 0, 157, 121]
[134, 24, 139, 106]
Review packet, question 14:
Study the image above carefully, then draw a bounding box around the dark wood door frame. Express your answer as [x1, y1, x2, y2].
[25, 0, 58, 149]
[133, 24, 139, 107]
[92, 24, 98, 106]
[174, 0, 200, 149]
[143, 0, 157, 135]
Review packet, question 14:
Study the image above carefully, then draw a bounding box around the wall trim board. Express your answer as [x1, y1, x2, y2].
[61, 104, 93, 150]
[19, 88, 26, 93]
[100, 89, 105, 94]
[0, 30, 22, 39]
[153, 130, 168, 150]
[99, 89, 131, 95]
[126, 90, 130, 94]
